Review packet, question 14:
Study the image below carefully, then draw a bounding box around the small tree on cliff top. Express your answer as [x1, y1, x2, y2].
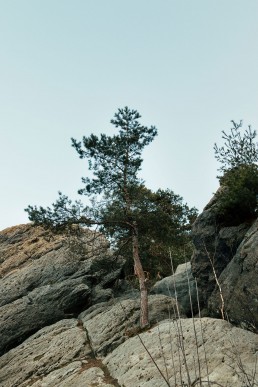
[26, 107, 157, 328]
[214, 120, 258, 225]
[214, 120, 258, 174]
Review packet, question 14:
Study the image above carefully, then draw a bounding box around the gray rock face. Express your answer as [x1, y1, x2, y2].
[151, 262, 198, 316]
[191, 190, 258, 331]
[31, 364, 116, 387]
[104, 318, 258, 387]
[80, 294, 181, 357]
[1, 219, 258, 386]
[0, 318, 118, 387]
[0, 224, 125, 355]
[0, 293, 181, 387]
[209, 218, 258, 332]
[1, 306, 257, 387]
[191, 191, 250, 307]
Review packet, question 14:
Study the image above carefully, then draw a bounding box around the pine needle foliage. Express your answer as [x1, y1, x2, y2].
[214, 120, 258, 226]
[26, 107, 157, 327]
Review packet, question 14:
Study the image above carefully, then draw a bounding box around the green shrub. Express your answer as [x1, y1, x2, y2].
[216, 164, 258, 226]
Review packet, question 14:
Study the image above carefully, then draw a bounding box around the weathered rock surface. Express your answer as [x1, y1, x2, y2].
[0, 291, 180, 386]
[104, 318, 258, 387]
[209, 218, 258, 332]
[1, 309, 257, 387]
[191, 191, 251, 307]
[80, 294, 181, 357]
[0, 318, 118, 387]
[191, 190, 258, 331]
[1, 219, 258, 387]
[0, 224, 125, 355]
[151, 262, 198, 316]
[31, 363, 116, 387]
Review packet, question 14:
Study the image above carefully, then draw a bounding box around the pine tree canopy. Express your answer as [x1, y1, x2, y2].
[25, 107, 197, 278]
[26, 107, 157, 227]
[71, 106, 157, 197]
[214, 120, 258, 174]
[25, 106, 199, 326]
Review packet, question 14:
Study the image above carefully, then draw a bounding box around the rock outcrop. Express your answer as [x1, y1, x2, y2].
[1, 315, 257, 387]
[151, 262, 198, 316]
[209, 218, 258, 332]
[0, 222, 258, 386]
[191, 189, 258, 331]
[0, 224, 125, 355]
[0, 318, 118, 387]
[79, 294, 180, 357]
[104, 318, 258, 387]
[191, 192, 251, 308]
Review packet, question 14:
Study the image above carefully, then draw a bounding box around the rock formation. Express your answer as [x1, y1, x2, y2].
[191, 189, 258, 332]
[0, 315, 257, 387]
[104, 318, 258, 387]
[151, 262, 198, 316]
[79, 294, 180, 357]
[191, 192, 251, 308]
[0, 222, 258, 386]
[0, 224, 125, 355]
[209, 217, 258, 332]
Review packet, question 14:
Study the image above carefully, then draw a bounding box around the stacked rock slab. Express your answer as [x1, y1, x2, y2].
[0, 224, 125, 355]
[209, 218, 258, 332]
[151, 262, 198, 316]
[191, 191, 250, 309]
[1, 316, 257, 387]
[0, 222, 258, 386]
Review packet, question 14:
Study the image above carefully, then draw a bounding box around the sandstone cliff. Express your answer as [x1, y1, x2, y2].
[191, 189, 258, 332]
[0, 223, 257, 386]
[0, 224, 124, 355]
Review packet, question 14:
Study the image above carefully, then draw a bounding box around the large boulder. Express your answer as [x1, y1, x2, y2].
[0, 224, 125, 355]
[0, 318, 118, 387]
[209, 218, 258, 332]
[1, 214, 257, 386]
[79, 294, 181, 357]
[0, 292, 182, 387]
[191, 191, 250, 308]
[104, 318, 258, 387]
[151, 262, 198, 316]
[1, 305, 257, 387]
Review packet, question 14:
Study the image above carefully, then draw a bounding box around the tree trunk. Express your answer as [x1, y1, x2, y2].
[132, 223, 149, 328]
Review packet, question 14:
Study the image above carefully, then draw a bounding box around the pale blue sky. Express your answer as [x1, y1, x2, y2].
[1, 1, 258, 231]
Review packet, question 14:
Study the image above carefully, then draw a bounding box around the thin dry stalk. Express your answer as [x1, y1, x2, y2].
[202, 242, 225, 320]
[136, 333, 171, 387]
[157, 322, 170, 382]
[195, 278, 211, 387]
[169, 249, 192, 386]
[185, 258, 203, 386]
[167, 306, 178, 386]
[166, 279, 184, 385]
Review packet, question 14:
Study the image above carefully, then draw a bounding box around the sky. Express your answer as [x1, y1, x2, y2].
[0, 1, 258, 231]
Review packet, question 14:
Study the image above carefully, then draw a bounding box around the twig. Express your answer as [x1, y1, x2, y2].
[195, 278, 211, 387]
[202, 241, 225, 320]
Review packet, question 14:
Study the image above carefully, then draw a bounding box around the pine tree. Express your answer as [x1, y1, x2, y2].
[214, 120, 258, 174]
[26, 107, 157, 327]
[214, 120, 258, 225]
